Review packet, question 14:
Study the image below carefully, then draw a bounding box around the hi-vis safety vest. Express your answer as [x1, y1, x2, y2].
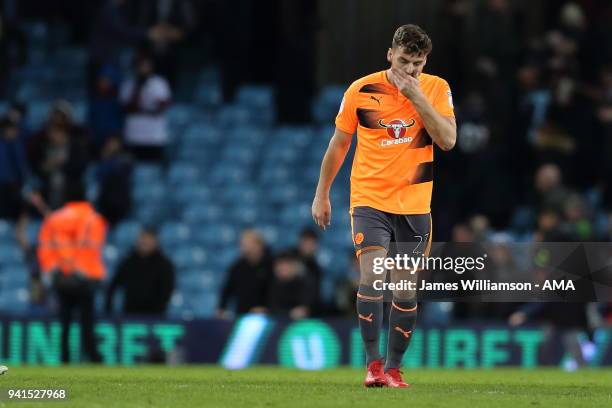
[38, 202, 107, 280]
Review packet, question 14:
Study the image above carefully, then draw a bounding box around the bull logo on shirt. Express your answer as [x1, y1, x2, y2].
[378, 118, 416, 139]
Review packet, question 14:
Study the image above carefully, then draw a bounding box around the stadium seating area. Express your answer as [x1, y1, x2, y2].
[0, 35, 355, 318]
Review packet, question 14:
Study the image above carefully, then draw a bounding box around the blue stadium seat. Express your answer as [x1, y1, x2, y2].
[280, 202, 312, 227]
[0, 245, 24, 266]
[177, 271, 217, 292]
[167, 163, 200, 186]
[225, 126, 266, 147]
[172, 185, 213, 210]
[220, 149, 257, 167]
[210, 165, 250, 185]
[265, 184, 299, 205]
[132, 164, 163, 184]
[264, 145, 300, 163]
[0, 288, 30, 313]
[259, 166, 292, 185]
[224, 205, 259, 226]
[236, 85, 275, 109]
[159, 222, 191, 250]
[217, 105, 253, 126]
[182, 203, 223, 224]
[168, 104, 198, 128]
[171, 246, 208, 270]
[220, 184, 259, 204]
[192, 293, 218, 317]
[28, 100, 53, 128]
[112, 220, 141, 249]
[194, 82, 223, 106]
[0, 220, 14, 242]
[182, 123, 222, 147]
[302, 165, 321, 185]
[215, 248, 239, 272]
[274, 126, 313, 148]
[1, 265, 29, 287]
[133, 203, 166, 225]
[312, 86, 345, 124]
[253, 224, 281, 248]
[193, 223, 239, 248]
[103, 245, 121, 274]
[175, 144, 212, 164]
[132, 183, 166, 204]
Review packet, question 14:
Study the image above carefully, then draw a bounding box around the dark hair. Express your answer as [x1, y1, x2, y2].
[140, 226, 159, 237]
[0, 116, 18, 130]
[392, 24, 432, 55]
[300, 228, 318, 241]
[64, 181, 87, 202]
[275, 250, 299, 263]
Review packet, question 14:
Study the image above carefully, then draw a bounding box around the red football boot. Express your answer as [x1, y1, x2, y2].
[385, 368, 410, 388]
[364, 359, 386, 388]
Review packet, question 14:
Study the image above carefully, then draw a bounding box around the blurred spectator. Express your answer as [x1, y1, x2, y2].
[37, 182, 106, 363]
[217, 230, 273, 317]
[334, 251, 360, 317]
[88, 64, 123, 151]
[267, 251, 310, 320]
[105, 228, 175, 316]
[95, 136, 133, 226]
[0, 116, 29, 220]
[535, 209, 565, 241]
[131, 0, 196, 88]
[509, 303, 593, 370]
[28, 101, 91, 210]
[292, 228, 322, 312]
[561, 193, 593, 240]
[469, 215, 492, 242]
[5, 102, 29, 139]
[120, 50, 172, 162]
[595, 65, 612, 208]
[533, 163, 572, 215]
[88, 0, 174, 96]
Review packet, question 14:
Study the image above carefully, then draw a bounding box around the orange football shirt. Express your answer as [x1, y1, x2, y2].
[335, 70, 454, 214]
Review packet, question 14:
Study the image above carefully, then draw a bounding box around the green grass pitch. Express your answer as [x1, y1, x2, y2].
[1, 366, 611, 407]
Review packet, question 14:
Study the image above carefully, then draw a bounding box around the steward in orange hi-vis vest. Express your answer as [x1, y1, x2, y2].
[37, 183, 107, 364]
[38, 201, 107, 280]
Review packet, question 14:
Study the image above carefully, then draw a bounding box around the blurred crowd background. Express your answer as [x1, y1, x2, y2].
[0, 0, 611, 326]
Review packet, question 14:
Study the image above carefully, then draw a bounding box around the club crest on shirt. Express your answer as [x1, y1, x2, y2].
[378, 118, 415, 146]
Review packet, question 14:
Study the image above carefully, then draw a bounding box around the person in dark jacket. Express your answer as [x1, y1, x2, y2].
[267, 251, 310, 320]
[95, 136, 132, 226]
[105, 228, 175, 316]
[27, 101, 91, 210]
[217, 229, 273, 317]
[292, 228, 322, 312]
[0, 116, 29, 219]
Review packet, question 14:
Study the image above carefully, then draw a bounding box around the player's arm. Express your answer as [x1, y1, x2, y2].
[411, 98, 455, 151]
[312, 128, 353, 230]
[411, 95, 456, 151]
[389, 68, 456, 151]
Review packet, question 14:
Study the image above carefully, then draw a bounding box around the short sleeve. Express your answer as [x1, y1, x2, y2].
[153, 77, 171, 101]
[432, 79, 455, 118]
[335, 87, 358, 134]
